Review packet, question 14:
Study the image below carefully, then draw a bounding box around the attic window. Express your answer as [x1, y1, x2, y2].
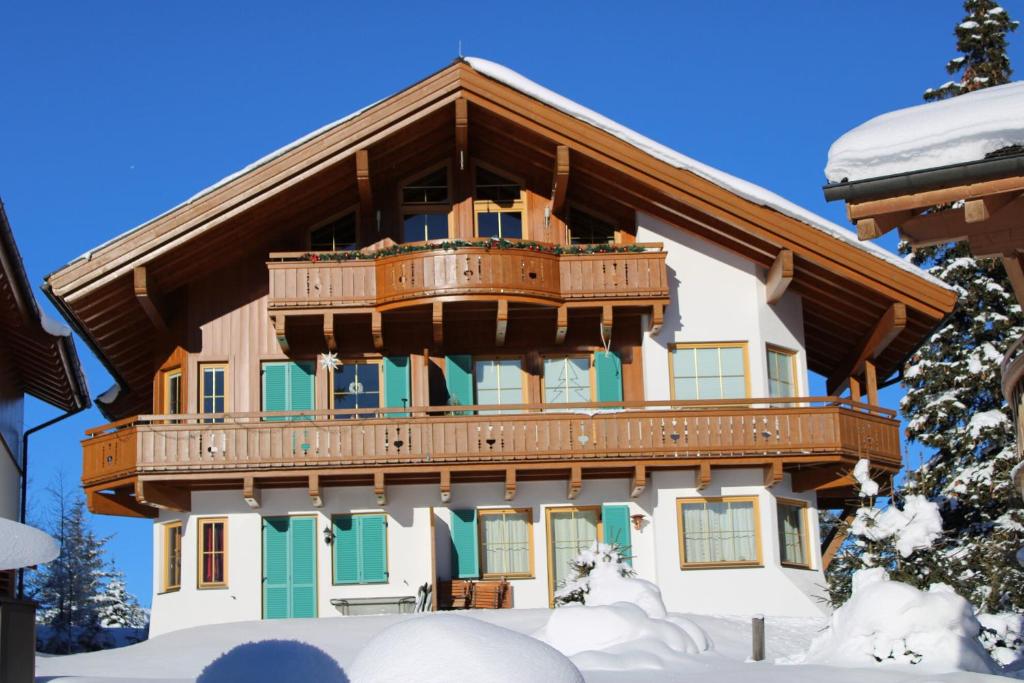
[568, 208, 616, 245]
[475, 166, 523, 239]
[310, 213, 357, 251]
[402, 167, 450, 243]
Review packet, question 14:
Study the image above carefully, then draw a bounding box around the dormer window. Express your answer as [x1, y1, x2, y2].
[474, 166, 523, 239]
[568, 208, 616, 245]
[310, 212, 357, 251]
[402, 167, 450, 242]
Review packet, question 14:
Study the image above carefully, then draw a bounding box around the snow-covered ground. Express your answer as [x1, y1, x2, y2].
[35, 609, 1014, 683]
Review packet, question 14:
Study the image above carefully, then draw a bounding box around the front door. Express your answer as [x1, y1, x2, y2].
[546, 507, 600, 605]
[262, 516, 317, 619]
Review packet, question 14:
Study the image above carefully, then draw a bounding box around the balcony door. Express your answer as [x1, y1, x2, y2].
[262, 516, 317, 619]
[474, 358, 524, 414]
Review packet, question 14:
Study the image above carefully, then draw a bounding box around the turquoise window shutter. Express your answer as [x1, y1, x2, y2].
[333, 515, 359, 584]
[289, 517, 317, 618]
[602, 504, 633, 566]
[383, 356, 411, 417]
[449, 509, 479, 578]
[594, 351, 623, 403]
[262, 517, 291, 619]
[445, 355, 474, 413]
[262, 363, 288, 421]
[359, 515, 388, 583]
[289, 361, 316, 418]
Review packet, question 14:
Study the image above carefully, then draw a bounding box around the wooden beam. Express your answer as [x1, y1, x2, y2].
[696, 461, 712, 491]
[822, 510, 855, 569]
[964, 192, 1019, 223]
[791, 467, 851, 493]
[272, 314, 289, 353]
[847, 174, 1024, 219]
[371, 310, 383, 351]
[648, 303, 664, 335]
[630, 464, 647, 498]
[356, 149, 373, 237]
[132, 266, 169, 335]
[374, 470, 387, 506]
[567, 464, 582, 500]
[135, 479, 190, 512]
[900, 209, 970, 249]
[432, 301, 444, 346]
[439, 469, 451, 503]
[308, 473, 323, 508]
[763, 460, 783, 488]
[242, 476, 261, 509]
[495, 299, 509, 346]
[1002, 253, 1024, 306]
[849, 376, 861, 402]
[87, 489, 157, 518]
[865, 360, 879, 406]
[765, 249, 794, 304]
[855, 211, 915, 241]
[827, 303, 907, 395]
[323, 314, 336, 352]
[555, 305, 568, 344]
[454, 98, 469, 170]
[601, 304, 613, 342]
[552, 145, 570, 215]
[504, 467, 517, 501]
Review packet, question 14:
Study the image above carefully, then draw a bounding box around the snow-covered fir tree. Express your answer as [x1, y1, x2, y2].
[97, 570, 149, 630]
[924, 0, 1018, 101]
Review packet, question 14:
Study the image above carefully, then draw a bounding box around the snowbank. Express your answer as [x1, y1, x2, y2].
[0, 517, 59, 570]
[348, 613, 583, 683]
[826, 80, 1024, 182]
[799, 569, 996, 674]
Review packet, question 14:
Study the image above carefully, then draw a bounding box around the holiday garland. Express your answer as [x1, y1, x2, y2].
[300, 239, 648, 262]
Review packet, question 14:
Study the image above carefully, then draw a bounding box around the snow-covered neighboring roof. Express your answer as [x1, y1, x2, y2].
[826, 81, 1024, 183]
[0, 518, 59, 571]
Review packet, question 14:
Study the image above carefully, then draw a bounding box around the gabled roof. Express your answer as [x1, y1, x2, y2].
[45, 58, 956, 419]
[0, 200, 89, 412]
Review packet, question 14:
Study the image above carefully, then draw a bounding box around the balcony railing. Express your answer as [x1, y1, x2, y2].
[266, 241, 670, 311]
[82, 397, 900, 488]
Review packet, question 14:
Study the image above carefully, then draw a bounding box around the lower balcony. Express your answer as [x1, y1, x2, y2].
[82, 397, 901, 517]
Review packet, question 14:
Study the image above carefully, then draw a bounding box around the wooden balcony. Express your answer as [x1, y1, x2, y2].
[266, 241, 670, 312]
[82, 398, 900, 515]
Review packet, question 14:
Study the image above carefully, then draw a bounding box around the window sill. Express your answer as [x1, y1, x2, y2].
[332, 580, 389, 586]
[679, 562, 762, 571]
[482, 574, 533, 581]
[780, 562, 815, 571]
[198, 584, 229, 590]
[158, 587, 181, 594]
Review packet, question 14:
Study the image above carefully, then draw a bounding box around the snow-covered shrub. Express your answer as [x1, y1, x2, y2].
[553, 543, 634, 607]
[977, 612, 1024, 668]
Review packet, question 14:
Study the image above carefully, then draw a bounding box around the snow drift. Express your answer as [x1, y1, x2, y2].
[798, 569, 996, 674]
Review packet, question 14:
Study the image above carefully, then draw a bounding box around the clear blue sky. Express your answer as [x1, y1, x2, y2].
[2, 1, 1017, 607]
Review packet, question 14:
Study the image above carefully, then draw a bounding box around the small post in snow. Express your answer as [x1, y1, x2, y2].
[751, 614, 765, 662]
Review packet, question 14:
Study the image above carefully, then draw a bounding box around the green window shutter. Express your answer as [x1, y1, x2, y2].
[333, 515, 359, 585]
[289, 362, 316, 417]
[359, 515, 388, 583]
[383, 356, 411, 417]
[449, 509, 479, 578]
[594, 351, 623, 403]
[262, 363, 288, 420]
[289, 517, 317, 618]
[602, 504, 633, 566]
[445, 355, 474, 413]
[262, 517, 291, 619]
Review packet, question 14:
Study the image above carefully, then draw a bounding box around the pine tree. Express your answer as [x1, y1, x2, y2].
[97, 570, 149, 630]
[924, 0, 1018, 101]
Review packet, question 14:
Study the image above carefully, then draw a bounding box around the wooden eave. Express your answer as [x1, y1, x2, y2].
[45, 60, 954, 419]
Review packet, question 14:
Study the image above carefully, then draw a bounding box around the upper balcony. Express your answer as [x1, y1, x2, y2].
[266, 240, 670, 313]
[82, 397, 900, 517]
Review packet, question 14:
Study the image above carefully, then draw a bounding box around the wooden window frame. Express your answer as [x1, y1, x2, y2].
[307, 206, 360, 251]
[330, 512, 389, 586]
[472, 356, 528, 410]
[328, 358, 383, 417]
[668, 342, 751, 401]
[197, 517, 228, 589]
[472, 161, 527, 240]
[477, 507, 535, 580]
[676, 495, 763, 570]
[161, 521, 183, 593]
[199, 362, 229, 421]
[566, 205, 620, 246]
[399, 162, 452, 243]
[765, 344, 800, 399]
[162, 368, 183, 415]
[775, 497, 812, 570]
[544, 505, 603, 606]
[540, 354, 595, 405]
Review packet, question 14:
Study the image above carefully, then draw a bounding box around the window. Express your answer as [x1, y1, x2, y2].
[310, 212, 357, 251]
[568, 208, 616, 245]
[163, 369, 183, 415]
[402, 167, 450, 243]
[332, 514, 388, 584]
[479, 509, 533, 578]
[547, 507, 600, 598]
[677, 497, 761, 568]
[474, 166, 523, 239]
[767, 346, 798, 399]
[671, 343, 748, 400]
[200, 364, 227, 423]
[777, 500, 809, 568]
[331, 360, 381, 418]
[163, 522, 182, 592]
[543, 356, 592, 405]
[474, 358, 524, 414]
[198, 518, 227, 588]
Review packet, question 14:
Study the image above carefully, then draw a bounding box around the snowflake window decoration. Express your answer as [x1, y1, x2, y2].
[318, 352, 340, 371]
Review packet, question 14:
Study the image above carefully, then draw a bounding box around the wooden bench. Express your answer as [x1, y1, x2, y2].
[438, 579, 512, 610]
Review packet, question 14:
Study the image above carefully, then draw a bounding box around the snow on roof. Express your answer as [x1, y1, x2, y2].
[0, 518, 59, 571]
[826, 81, 1024, 183]
[464, 58, 950, 290]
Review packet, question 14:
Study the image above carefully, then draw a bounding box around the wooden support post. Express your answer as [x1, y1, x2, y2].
[495, 299, 509, 346]
[763, 460, 783, 488]
[133, 265, 170, 335]
[822, 510, 855, 569]
[752, 616, 766, 662]
[555, 305, 568, 344]
[648, 303, 665, 335]
[323, 313, 336, 352]
[242, 476, 261, 509]
[308, 473, 323, 508]
[453, 98, 471, 237]
[864, 360, 879, 406]
[272, 314, 289, 353]
[1002, 253, 1024, 306]
[371, 310, 383, 351]
[552, 145, 570, 216]
[504, 467, 517, 501]
[765, 249, 793, 304]
[849, 376, 861, 403]
[630, 464, 647, 498]
[135, 479, 190, 512]
[356, 149, 373, 240]
[696, 461, 712, 491]
[567, 464, 582, 500]
[439, 469, 451, 504]
[600, 304, 613, 343]
[374, 471, 387, 506]
[827, 303, 906, 395]
[432, 301, 444, 346]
